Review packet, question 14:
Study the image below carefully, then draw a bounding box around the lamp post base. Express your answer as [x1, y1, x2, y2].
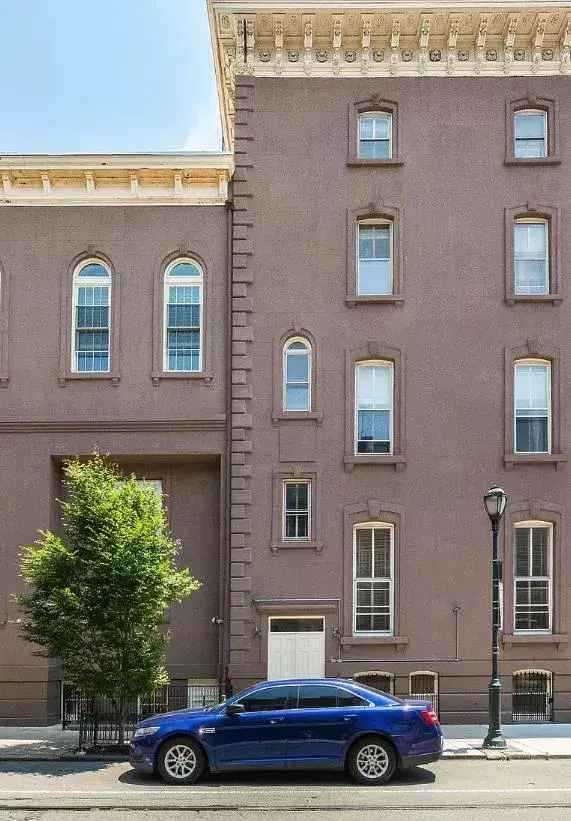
[482, 730, 507, 749]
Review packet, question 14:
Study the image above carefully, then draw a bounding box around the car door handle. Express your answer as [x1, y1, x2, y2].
[343, 715, 358, 721]
[269, 717, 285, 724]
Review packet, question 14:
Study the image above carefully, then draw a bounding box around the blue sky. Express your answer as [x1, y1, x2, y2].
[0, 0, 222, 153]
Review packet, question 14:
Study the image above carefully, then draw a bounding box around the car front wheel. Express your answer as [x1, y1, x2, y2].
[347, 736, 397, 785]
[157, 736, 205, 785]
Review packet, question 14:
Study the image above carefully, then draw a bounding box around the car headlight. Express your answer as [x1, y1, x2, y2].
[133, 726, 161, 738]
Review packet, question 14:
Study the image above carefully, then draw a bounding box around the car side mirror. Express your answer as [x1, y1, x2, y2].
[226, 703, 245, 716]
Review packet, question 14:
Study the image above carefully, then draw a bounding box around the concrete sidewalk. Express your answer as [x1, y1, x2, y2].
[1, 723, 571, 761]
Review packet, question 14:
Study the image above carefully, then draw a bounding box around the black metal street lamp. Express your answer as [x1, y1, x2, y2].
[482, 486, 508, 749]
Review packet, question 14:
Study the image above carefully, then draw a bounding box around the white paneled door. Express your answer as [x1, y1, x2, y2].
[267, 617, 325, 681]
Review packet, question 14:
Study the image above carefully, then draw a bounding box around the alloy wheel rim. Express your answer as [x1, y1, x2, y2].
[356, 743, 389, 779]
[164, 744, 197, 779]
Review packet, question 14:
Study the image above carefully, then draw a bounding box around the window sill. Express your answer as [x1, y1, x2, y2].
[345, 296, 405, 307]
[504, 157, 561, 167]
[502, 633, 567, 647]
[346, 158, 404, 168]
[58, 372, 120, 387]
[504, 453, 567, 470]
[272, 411, 323, 425]
[152, 371, 213, 386]
[344, 455, 406, 473]
[341, 635, 409, 649]
[506, 294, 562, 306]
[270, 541, 324, 553]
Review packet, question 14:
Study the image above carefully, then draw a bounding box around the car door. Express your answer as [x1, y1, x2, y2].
[210, 684, 297, 769]
[285, 684, 368, 766]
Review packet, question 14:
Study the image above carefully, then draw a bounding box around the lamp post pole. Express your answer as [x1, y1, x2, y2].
[483, 487, 508, 750]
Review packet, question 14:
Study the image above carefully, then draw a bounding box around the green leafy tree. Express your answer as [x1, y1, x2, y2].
[18, 454, 199, 745]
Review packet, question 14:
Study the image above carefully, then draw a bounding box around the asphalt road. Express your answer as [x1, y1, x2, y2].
[0, 759, 570, 819]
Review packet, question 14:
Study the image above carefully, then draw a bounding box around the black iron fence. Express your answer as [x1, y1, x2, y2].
[61, 683, 220, 746]
[512, 670, 553, 722]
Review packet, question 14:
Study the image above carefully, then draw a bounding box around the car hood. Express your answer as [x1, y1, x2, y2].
[139, 707, 214, 725]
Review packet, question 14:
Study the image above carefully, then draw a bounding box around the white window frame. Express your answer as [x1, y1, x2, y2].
[282, 479, 311, 542]
[71, 258, 112, 373]
[357, 219, 393, 296]
[283, 337, 311, 412]
[514, 108, 548, 159]
[513, 521, 553, 635]
[355, 360, 394, 455]
[163, 258, 203, 373]
[353, 522, 394, 636]
[514, 217, 549, 295]
[358, 112, 393, 160]
[514, 358, 552, 455]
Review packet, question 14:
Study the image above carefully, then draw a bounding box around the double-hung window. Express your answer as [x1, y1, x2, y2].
[514, 523, 552, 633]
[514, 219, 549, 295]
[355, 361, 393, 454]
[514, 109, 547, 159]
[72, 260, 111, 373]
[358, 113, 392, 160]
[283, 480, 310, 541]
[164, 259, 203, 372]
[283, 338, 311, 411]
[354, 524, 393, 634]
[358, 222, 392, 295]
[514, 360, 551, 454]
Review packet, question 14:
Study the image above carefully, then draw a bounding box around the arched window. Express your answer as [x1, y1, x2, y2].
[283, 337, 311, 411]
[514, 359, 551, 454]
[514, 109, 547, 159]
[355, 360, 394, 454]
[164, 259, 203, 372]
[512, 669, 553, 722]
[353, 523, 394, 635]
[354, 671, 395, 695]
[72, 259, 112, 373]
[410, 671, 439, 715]
[358, 112, 392, 160]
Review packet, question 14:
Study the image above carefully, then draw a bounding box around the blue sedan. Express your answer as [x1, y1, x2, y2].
[129, 678, 442, 785]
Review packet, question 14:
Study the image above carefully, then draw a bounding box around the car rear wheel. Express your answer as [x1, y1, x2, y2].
[348, 736, 397, 785]
[157, 736, 205, 785]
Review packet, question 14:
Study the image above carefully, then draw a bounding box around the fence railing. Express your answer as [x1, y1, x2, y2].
[61, 683, 220, 746]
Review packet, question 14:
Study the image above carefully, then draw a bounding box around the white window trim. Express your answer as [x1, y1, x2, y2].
[514, 108, 548, 159]
[353, 522, 394, 636]
[282, 479, 311, 542]
[513, 520, 553, 635]
[357, 219, 394, 296]
[358, 112, 393, 160]
[283, 336, 312, 412]
[163, 258, 203, 373]
[354, 359, 394, 456]
[514, 217, 549, 296]
[71, 258, 112, 374]
[514, 358, 552, 455]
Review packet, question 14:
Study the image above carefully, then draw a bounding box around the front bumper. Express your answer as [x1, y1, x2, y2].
[129, 739, 157, 774]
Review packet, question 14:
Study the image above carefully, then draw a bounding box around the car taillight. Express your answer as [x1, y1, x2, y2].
[419, 709, 439, 726]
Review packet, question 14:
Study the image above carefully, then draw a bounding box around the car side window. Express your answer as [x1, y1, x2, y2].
[337, 690, 368, 708]
[240, 686, 295, 712]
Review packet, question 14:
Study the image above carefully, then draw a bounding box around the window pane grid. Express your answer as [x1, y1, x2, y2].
[284, 339, 311, 412]
[514, 221, 548, 295]
[358, 224, 392, 295]
[354, 526, 393, 634]
[356, 363, 393, 454]
[73, 280, 111, 373]
[514, 362, 551, 454]
[283, 481, 310, 541]
[358, 114, 392, 160]
[514, 110, 547, 159]
[514, 526, 552, 633]
[164, 270, 202, 373]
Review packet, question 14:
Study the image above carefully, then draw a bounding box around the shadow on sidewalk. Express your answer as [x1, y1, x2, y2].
[119, 764, 436, 788]
[0, 758, 116, 778]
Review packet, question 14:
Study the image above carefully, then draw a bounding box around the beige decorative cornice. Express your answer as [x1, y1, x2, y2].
[0, 153, 234, 206]
[207, 2, 571, 148]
